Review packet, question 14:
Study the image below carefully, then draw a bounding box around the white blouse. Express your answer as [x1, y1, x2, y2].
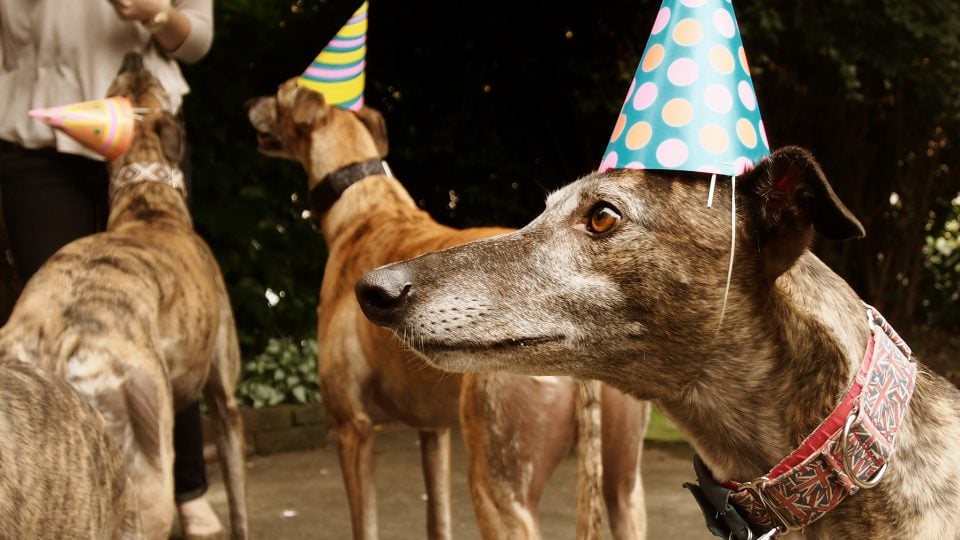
[0, 0, 213, 160]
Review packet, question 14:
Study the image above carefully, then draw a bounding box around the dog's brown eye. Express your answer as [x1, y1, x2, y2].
[588, 204, 621, 234]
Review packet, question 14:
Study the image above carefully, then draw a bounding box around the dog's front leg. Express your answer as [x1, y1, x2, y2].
[419, 428, 453, 539]
[461, 372, 576, 539]
[336, 414, 378, 540]
[601, 389, 650, 540]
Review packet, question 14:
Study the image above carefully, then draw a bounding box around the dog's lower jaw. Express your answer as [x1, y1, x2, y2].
[254, 132, 289, 157]
[412, 337, 605, 380]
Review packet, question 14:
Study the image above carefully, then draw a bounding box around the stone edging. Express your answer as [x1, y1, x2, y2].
[202, 403, 327, 457]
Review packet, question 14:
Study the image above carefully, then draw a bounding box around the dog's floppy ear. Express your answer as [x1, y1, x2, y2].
[741, 146, 864, 277]
[292, 88, 327, 129]
[153, 112, 184, 164]
[353, 106, 389, 158]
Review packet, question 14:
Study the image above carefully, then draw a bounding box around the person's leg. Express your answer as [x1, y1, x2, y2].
[0, 146, 108, 282]
[174, 402, 223, 537]
[173, 402, 209, 502]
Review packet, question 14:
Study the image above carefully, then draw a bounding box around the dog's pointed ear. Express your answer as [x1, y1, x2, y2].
[741, 146, 864, 277]
[292, 88, 327, 128]
[153, 112, 184, 164]
[353, 106, 389, 158]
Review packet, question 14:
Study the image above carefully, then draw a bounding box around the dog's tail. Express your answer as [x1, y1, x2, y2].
[575, 379, 605, 539]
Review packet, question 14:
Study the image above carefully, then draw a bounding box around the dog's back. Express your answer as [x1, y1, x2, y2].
[0, 53, 249, 539]
[0, 361, 140, 538]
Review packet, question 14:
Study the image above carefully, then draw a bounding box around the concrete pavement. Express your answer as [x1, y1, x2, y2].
[199, 422, 713, 539]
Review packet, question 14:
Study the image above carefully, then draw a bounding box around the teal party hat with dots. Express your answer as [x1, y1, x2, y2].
[600, 0, 769, 177]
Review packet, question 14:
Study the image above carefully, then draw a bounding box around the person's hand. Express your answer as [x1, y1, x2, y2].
[107, 0, 169, 22]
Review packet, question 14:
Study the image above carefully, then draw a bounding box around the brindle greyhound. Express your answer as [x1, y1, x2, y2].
[0, 53, 249, 539]
[246, 79, 651, 539]
[358, 147, 960, 538]
[0, 361, 140, 538]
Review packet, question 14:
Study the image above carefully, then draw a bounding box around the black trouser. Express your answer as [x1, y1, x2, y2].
[0, 141, 208, 502]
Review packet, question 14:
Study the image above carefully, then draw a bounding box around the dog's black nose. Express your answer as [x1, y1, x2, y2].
[356, 265, 414, 326]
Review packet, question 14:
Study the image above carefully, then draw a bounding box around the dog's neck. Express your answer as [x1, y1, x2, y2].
[307, 160, 419, 245]
[107, 163, 192, 230]
[308, 159, 389, 218]
[658, 252, 870, 483]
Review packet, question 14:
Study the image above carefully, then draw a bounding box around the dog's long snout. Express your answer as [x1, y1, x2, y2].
[119, 52, 145, 74]
[356, 265, 414, 326]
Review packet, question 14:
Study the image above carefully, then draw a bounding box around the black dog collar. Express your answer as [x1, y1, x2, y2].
[308, 158, 389, 222]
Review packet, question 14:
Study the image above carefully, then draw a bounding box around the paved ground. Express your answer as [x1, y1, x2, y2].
[200, 422, 712, 539]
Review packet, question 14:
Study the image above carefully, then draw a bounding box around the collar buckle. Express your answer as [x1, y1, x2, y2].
[839, 410, 888, 489]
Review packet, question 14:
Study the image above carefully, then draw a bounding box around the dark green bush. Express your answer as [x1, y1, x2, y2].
[237, 337, 320, 407]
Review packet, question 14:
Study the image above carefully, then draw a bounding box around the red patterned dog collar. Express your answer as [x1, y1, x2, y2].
[684, 306, 917, 538]
[723, 306, 917, 535]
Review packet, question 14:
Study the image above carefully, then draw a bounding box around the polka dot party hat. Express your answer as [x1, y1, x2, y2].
[298, 1, 368, 111]
[28, 97, 135, 161]
[600, 0, 769, 176]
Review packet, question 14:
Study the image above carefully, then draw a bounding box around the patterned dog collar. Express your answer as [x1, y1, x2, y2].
[110, 162, 185, 201]
[685, 305, 917, 539]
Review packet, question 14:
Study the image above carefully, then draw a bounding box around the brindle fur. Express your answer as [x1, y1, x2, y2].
[0, 361, 141, 538]
[358, 147, 960, 538]
[246, 78, 651, 540]
[0, 53, 249, 539]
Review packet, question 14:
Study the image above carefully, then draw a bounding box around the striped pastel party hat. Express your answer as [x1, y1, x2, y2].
[600, 0, 769, 177]
[29, 97, 135, 161]
[298, 1, 368, 110]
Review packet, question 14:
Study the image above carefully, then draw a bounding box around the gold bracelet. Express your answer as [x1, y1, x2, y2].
[143, 0, 173, 33]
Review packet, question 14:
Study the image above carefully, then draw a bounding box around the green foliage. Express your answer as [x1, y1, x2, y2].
[735, 1, 960, 322]
[182, 1, 333, 357]
[237, 337, 320, 408]
[645, 406, 685, 443]
[924, 194, 960, 329]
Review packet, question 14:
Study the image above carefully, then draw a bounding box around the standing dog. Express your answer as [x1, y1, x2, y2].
[246, 79, 651, 539]
[0, 53, 249, 539]
[0, 361, 140, 538]
[358, 147, 960, 538]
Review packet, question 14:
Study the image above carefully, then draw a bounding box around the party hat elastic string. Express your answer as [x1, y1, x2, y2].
[706, 173, 717, 207]
[130, 107, 158, 121]
[716, 174, 736, 335]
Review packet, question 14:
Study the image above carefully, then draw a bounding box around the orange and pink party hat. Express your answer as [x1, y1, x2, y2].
[298, 1, 368, 110]
[28, 97, 135, 161]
